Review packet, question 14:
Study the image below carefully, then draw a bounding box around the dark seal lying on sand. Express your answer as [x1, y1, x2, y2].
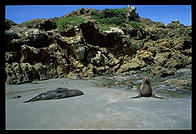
[24, 87, 84, 103]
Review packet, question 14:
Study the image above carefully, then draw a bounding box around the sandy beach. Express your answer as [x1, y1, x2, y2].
[5, 78, 192, 130]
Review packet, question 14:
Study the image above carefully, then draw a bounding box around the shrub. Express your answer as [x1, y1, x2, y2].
[129, 21, 142, 30]
[57, 16, 85, 32]
[90, 8, 127, 27]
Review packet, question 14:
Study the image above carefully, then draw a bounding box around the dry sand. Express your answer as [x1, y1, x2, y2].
[5, 78, 192, 130]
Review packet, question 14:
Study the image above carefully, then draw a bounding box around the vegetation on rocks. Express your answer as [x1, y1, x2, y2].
[129, 21, 142, 30]
[57, 16, 85, 32]
[5, 7, 192, 87]
[90, 8, 127, 27]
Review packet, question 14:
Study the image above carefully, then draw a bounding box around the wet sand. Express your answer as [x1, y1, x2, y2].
[5, 78, 192, 130]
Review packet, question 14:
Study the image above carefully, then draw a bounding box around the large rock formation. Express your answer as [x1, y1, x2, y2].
[5, 7, 192, 84]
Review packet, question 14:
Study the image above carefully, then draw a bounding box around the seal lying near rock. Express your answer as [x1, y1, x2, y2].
[132, 78, 168, 99]
[24, 87, 84, 103]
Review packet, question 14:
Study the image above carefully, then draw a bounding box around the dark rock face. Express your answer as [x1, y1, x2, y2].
[5, 19, 17, 30]
[38, 20, 56, 31]
[5, 20, 11, 30]
[5, 7, 192, 84]
[80, 22, 122, 47]
[20, 45, 51, 63]
[60, 27, 77, 37]
[5, 27, 52, 52]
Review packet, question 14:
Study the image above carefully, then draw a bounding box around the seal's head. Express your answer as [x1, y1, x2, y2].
[143, 78, 150, 85]
[76, 90, 84, 95]
[69, 89, 84, 96]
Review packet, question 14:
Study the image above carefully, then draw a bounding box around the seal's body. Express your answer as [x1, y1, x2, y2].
[132, 78, 152, 98]
[24, 87, 84, 103]
[132, 78, 168, 99]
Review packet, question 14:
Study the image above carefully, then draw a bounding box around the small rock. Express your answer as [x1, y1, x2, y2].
[12, 95, 21, 99]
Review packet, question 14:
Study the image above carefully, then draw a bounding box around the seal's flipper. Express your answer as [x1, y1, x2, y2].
[23, 98, 36, 103]
[131, 94, 141, 99]
[152, 94, 168, 99]
[23, 93, 44, 103]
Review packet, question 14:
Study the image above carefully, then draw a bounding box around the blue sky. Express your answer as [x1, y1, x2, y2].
[5, 5, 192, 26]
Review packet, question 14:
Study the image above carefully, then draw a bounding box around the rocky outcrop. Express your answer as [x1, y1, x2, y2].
[126, 6, 140, 22]
[80, 22, 123, 47]
[5, 62, 57, 84]
[38, 19, 57, 31]
[5, 63, 38, 84]
[5, 7, 192, 84]
[5, 27, 52, 52]
[5, 19, 17, 30]
[63, 8, 96, 17]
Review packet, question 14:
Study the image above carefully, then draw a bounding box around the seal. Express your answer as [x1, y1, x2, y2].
[132, 78, 168, 99]
[132, 78, 152, 98]
[23, 87, 84, 103]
